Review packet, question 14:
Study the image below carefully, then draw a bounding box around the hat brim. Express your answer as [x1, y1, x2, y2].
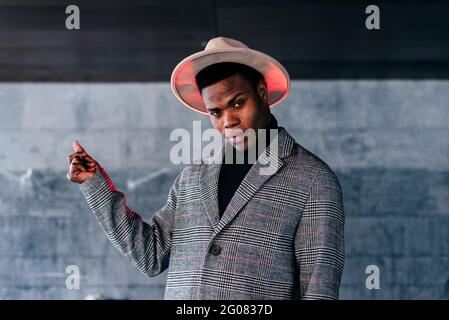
[170, 48, 290, 115]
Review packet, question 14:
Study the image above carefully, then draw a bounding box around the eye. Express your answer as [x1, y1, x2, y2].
[234, 99, 245, 108]
[210, 110, 221, 117]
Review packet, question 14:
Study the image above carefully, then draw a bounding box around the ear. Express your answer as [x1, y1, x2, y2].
[257, 79, 268, 104]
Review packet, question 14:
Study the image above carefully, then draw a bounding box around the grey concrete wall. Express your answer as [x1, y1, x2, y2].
[0, 81, 448, 299]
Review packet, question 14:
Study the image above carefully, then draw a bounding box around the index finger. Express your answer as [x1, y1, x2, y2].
[72, 140, 85, 153]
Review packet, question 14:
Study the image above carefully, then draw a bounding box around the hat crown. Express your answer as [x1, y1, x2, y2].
[204, 37, 249, 51]
[171, 36, 290, 114]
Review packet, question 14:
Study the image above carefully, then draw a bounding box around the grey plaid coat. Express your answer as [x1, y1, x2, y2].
[79, 126, 345, 300]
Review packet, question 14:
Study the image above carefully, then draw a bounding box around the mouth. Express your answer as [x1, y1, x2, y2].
[229, 135, 245, 144]
[225, 132, 245, 144]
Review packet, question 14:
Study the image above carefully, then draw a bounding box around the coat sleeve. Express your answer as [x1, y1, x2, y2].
[79, 167, 183, 277]
[294, 164, 345, 300]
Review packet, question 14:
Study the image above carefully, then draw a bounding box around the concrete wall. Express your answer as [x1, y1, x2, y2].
[0, 81, 448, 299]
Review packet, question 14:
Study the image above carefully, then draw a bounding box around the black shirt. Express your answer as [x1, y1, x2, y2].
[217, 114, 279, 218]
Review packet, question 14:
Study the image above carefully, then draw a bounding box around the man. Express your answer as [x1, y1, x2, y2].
[68, 37, 345, 300]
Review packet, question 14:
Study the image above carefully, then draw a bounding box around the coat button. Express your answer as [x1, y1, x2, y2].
[210, 244, 221, 256]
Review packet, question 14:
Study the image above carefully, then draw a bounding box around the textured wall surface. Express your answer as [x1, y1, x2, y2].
[0, 81, 448, 299]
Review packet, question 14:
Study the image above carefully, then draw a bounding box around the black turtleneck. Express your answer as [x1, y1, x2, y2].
[218, 114, 279, 217]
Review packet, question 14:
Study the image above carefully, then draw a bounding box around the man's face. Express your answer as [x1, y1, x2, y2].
[201, 73, 271, 152]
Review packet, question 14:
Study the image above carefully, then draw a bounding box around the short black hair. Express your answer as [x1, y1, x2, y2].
[195, 62, 264, 93]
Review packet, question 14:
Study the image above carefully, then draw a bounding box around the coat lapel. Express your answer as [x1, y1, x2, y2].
[199, 127, 296, 233]
[199, 159, 221, 228]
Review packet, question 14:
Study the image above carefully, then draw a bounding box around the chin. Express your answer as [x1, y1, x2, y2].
[235, 139, 254, 152]
[233, 143, 247, 152]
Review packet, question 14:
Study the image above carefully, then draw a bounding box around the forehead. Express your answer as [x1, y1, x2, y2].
[200, 74, 254, 105]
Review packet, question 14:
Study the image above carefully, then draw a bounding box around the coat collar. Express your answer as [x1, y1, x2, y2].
[199, 126, 296, 233]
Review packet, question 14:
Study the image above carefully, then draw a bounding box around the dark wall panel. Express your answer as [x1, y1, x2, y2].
[0, 0, 447, 81]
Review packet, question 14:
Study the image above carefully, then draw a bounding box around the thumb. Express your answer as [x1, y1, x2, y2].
[72, 140, 85, 153]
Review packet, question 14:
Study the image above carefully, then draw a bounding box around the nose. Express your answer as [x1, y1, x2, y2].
[223, 111, 240, 130]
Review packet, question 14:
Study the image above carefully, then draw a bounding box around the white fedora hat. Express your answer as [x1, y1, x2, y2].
[170, 37, 290, 115]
